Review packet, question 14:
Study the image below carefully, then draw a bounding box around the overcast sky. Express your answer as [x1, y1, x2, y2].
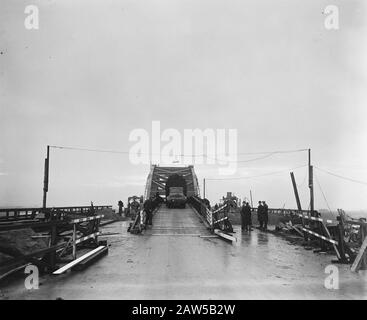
[1, 0, 367, 211]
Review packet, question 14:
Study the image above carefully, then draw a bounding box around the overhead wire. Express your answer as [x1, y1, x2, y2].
[315, 166, 367, 186]
[50, 145, 307, 163]
[205, 164, 307, 181]
[314, 173, 333, 213]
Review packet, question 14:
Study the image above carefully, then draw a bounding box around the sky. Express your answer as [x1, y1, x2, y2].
[0, 0, 367, 211]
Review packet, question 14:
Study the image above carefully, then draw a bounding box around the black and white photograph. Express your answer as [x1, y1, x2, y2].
[1, 0, 367, 305]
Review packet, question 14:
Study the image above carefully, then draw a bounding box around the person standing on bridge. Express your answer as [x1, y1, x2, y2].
[144, 198, 153, 226]
[241, 201, 252, 231]
[118, 200, 124, 216]
[155, 192, 164, 204]
[262, 201, 269, 231]
[257, 201, 264, 230]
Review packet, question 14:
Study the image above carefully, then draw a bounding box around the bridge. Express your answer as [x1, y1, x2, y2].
[144, 165, 200, 199]
[1, 165, 367, 299]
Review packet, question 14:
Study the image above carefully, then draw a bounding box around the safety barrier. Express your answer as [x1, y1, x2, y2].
[250, 206, 343, 261]
[297, 214, 334, 224]
[52, 215, 105, 274]
[300, 227, 338, 245]
[188, 196, 236, 242]
[251, 207, 366, 269]
[0, 205, 107, 276]
[338, 209, 367, 272]
[296, 211, 342, 260]
[188, 196, 213, 229]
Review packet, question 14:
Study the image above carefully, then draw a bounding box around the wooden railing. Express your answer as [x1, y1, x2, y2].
[0, 205, 112, 222]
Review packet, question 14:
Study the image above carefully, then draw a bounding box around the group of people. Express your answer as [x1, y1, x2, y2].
[240, 200, 269, 231]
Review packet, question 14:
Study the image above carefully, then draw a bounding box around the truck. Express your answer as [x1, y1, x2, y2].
[166, 187, 187, 209]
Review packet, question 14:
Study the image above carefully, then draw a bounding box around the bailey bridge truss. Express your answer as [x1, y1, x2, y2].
[144, 165, 200, 200]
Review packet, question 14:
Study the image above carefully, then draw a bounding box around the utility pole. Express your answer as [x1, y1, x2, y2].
[203, 178, 206, 199]
[42, 145, 50, 209]
[308, 148, 314, 216]
[290, 172, 302, 211]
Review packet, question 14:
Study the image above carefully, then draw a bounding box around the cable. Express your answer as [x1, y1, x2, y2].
[314, 173, 333, 213]
[203, 152, 276, 164]
[50, 145, 132, 154]
[296, 170, 308, 189]
[185, 148, 307, 159]
[50, 145, 307, 162]
[315, 166, 367, 186]
[230, 148, 308, 156]
[206, 164, 307, 181]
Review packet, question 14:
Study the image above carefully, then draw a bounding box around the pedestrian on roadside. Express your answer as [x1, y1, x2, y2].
[240, 201, 246, 231]
[244, 202, 252, 231]
[262, 201, 269, 231]
[241, 201, 252, 231]
[257, 201, 264, 230]
[118, 200, 124, 216]
[144, 198, 153, 226]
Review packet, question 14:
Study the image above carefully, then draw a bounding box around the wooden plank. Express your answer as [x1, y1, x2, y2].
[214, 229, 236, 242]
[321, 221, 341, 260]
[291, 225, 304, 237]
[71, 215, 104, 224]
[53, 246, 105, 275]
[301, 227, 338, 245]
[213, 216, 228, 224]
[351, 236, 367, 272]
[75, 231, 101, 244]
[72, 246, 108, 271]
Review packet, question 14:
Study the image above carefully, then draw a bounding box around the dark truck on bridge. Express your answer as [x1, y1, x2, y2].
[166, 187, 187, 209]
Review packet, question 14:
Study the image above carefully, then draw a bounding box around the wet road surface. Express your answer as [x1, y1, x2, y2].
[1, 206, 367, 299]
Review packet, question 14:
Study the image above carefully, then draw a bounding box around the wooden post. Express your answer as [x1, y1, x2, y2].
[290, 171, 308, 242]
[318, 220, 327, 252]
[337, 212, 348, 263]
[290, 172, 302, 211]
[72, 223, 77, 260]
[43, 145, 50, 209]
[358, 222, 367, 270]
[321, 221, 341, 260]
[49, 223, 57, 270]
[308, 149, 314, 216]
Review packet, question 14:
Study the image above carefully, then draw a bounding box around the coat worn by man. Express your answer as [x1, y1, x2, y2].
[257, 204, 264, 225]
[243, 204, 252, 227]
[144, 199, 153, 225]
[240, 204, 252, 229]
[263, 203, 269, 223]
[262, 202, 269, 230]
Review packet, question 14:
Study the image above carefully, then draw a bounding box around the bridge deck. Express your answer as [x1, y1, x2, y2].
[2, 206, 367, 299]
[144, 206, 210, 236]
